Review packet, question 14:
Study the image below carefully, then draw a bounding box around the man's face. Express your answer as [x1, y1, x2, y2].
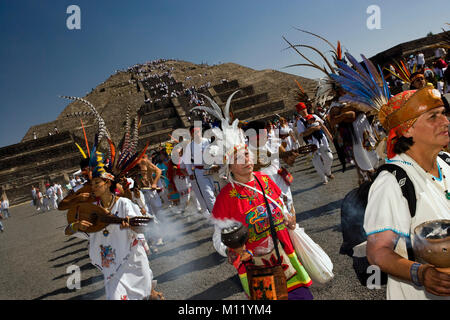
[405, 106, 450, 148]
[411, 77, 426, 89]
[299, 109, 308, 117]
[91, 177, 111, 197]
[81, 167, 92, 181]
[191, 127, 202, 141]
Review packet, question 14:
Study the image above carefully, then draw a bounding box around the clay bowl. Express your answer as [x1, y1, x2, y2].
[221, 223, 249, 249]
[413, 219, 450, 269]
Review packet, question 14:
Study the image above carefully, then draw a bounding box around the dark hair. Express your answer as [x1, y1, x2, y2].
[245, 120, 266, 132]
[443, 95, 450, 115]
[393, 136, 414, 154]
[109, 180, 118, 194]
[79, 158, 90, 170]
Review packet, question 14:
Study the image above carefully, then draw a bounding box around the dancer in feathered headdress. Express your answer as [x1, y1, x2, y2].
[60, 96, 149, 189]
[201, 93, 314, 299]
[329, 51, 391, 182]
[191, 90, 246, 185]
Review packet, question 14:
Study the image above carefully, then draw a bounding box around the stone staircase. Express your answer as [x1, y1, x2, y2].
[199, 79, 292, 123]
[0, 131, 82, 205]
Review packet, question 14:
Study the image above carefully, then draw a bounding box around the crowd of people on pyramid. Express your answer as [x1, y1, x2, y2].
[6, 32, 449, 301]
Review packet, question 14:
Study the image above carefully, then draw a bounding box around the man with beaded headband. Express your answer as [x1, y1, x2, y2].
[364, 84, 450, 299]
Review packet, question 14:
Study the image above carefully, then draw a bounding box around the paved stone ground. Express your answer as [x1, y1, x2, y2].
[0, 148, 386, 300]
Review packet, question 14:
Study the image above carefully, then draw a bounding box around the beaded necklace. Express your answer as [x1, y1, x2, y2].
[391, 155, 450, 200]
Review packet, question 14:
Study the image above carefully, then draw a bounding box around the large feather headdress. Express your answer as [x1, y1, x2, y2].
[191, 91, 247, 183]
[60, 96, 148, 181]
[329, 52, 391, 114]
[283, 28, 344, 109]
[384, 59, 415, 84]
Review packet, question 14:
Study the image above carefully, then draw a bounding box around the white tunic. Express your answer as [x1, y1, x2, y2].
[296, 115, 329, 150]
[75, 197, 153, 300]
[351, 113, 379, 171]
[364, 153, 450, 300]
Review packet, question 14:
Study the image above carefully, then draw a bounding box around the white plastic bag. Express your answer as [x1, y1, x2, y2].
[289, 224, 334, 284]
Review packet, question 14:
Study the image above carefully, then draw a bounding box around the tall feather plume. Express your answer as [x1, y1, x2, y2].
[293, 28, 337, 53]
[193, 90, 241, 125]
[284, 28, 343, 76]
[330, 52, 390, 113]
[294, 79, 310, 103]
[283, 29, 346, 109]
[384, 59, 411, 83]
[191, 91, 246, 184]
[65, 111, 94, 118]
[196, 94, 226, 120]
[116, 106, 132, 168]
[60, 95, 111, 142]
[223, 90, 241, 124]
[282, 36, 332, 77]
[130, 115, 139, 154]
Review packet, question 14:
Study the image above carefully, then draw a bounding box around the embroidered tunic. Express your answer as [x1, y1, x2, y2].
[73, 197, 153, 300]
[212, 172, 312, 296]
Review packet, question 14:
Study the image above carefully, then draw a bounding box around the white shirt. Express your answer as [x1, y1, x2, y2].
[73, 197, 151, 299]
[351, 113, 379, 171]
[183, 138, 211, 175]
[364, 153, 450, 300]
[296, 115, 328, 149]
[1, 200, 9, 210]
[416, 53, 425, 65]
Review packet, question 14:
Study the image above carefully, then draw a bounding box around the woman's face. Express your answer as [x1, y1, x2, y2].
[405, 106, 449, 149]
[91, 177, 111, 197]
[230, 149, 254, 178]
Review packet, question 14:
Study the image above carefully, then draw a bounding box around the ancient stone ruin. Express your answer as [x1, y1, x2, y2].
[1, 59, 317, 205]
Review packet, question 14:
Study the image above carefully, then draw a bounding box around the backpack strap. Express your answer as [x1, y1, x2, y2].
[373, 163, 416, 261]
[438, 151, 450, 165]
[374, 164, 416, 217]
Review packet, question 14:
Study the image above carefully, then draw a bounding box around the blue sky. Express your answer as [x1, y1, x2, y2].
[0, 0, 449, 148]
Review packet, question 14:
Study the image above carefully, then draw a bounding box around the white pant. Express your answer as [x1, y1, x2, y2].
[190, 168, 216, 216]
[50, 197, 58, 210]
[173, 175, 191, 212]
[312, 144, 334, 182]
[42, 197, 50, 212]
[141, 189, 162, 216]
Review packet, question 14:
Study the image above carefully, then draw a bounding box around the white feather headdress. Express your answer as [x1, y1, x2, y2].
[191, 91, 247, 183]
